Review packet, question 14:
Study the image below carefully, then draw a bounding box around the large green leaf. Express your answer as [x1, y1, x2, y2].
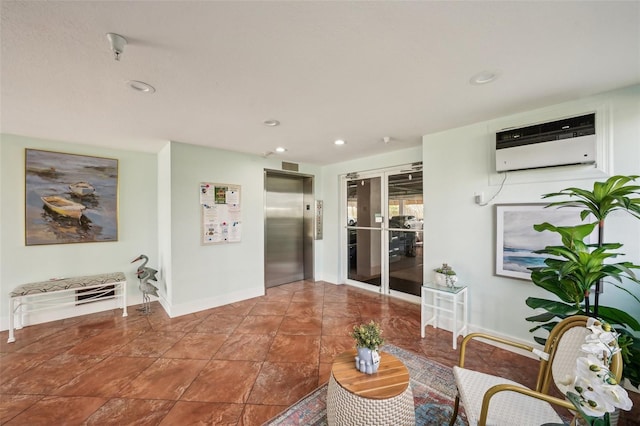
[525, 298, 579, 315]
[616, 331, 640, 387]
[533, 336, 548, 346]
[533, 222, 597, 248]
[529, 271, 582, 303]
[527, 321, 560, 334]
[606, 280, 640, 306]
[535, 245, 581, 261]
[524, 299, 640, 331]
[603, 262, 640, 280]
[542, 175, 640, 221]
[597, 305, 640, 331]
[524, 311, 558, 323]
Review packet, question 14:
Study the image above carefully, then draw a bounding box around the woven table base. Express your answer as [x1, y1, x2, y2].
[326, 373, 416, 426]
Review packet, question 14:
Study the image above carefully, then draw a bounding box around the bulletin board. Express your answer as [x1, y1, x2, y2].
[200, 182, 242, 244]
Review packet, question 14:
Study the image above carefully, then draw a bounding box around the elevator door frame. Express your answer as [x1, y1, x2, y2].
[264, 169, 315, 288]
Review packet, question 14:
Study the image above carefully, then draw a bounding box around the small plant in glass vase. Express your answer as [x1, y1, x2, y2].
[434, 263, 458, 287]
[351, 320, 384, 374]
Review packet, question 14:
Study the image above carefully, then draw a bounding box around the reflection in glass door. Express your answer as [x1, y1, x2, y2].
[345, 166, 423, 297]
[387, 170, 423, 296]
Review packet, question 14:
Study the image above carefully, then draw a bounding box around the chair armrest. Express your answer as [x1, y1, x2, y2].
[478, 383, 575, 426]
[457, 332, 536, 368]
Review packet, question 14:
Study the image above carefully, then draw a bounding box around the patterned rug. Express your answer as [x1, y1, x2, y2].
[265, 344, 467, 426]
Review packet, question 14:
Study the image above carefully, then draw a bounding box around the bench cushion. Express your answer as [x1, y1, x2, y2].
[10, 272, 126, 297]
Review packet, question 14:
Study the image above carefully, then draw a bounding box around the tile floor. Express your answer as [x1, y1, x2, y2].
[1, 281, 638, 425]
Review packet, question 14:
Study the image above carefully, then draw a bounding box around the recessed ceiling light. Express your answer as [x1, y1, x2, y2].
[264, 119, 280, 127]
[334, 139, 346, 145]
[126, 80, 156, 93]
[470, 71, 498, 85]
[275, 147, 287, 153]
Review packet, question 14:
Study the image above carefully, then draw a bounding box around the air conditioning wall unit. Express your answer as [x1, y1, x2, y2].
[495, 113, 596, 172]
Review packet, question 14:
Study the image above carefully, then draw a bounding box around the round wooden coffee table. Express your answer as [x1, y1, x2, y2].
[326, 349, 415, 425]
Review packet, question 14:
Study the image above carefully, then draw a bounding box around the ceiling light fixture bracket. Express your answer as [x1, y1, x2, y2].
[106, 33, 127, 61]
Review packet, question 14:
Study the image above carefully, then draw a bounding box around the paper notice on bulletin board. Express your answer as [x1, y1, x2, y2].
[200, 182, 241, 244]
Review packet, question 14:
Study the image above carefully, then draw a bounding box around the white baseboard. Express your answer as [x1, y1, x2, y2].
[1, 286, 266, 332]
[343, 281, 422, 305]
[159, 285, 265, 318]
[421, 318, 542, 361]
[464, 323, 543, 360]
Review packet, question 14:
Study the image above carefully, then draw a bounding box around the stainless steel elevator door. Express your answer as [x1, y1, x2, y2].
[265, 175, 304, 287]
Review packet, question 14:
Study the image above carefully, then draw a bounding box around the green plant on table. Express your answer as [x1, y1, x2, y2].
[434, 263, 456, 275]
[351, 320, 384, 350]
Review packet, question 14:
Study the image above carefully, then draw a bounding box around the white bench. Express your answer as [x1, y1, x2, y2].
[7, 272, 128, 343]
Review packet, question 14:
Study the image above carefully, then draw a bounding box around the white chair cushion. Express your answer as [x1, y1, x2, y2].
[552, 327, 589, 388]
[454, 366, 565, 426]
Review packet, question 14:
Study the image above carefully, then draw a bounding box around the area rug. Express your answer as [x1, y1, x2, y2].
[265, 344, 467, 426]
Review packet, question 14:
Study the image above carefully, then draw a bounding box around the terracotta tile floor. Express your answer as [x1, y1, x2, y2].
[1, 281, 638, 425]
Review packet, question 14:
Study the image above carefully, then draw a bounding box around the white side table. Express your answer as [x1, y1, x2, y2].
[421, 282, 468, 349]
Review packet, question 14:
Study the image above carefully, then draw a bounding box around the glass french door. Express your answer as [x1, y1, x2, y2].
[346, 175, 383, 288]
[344, 166, 423, 297]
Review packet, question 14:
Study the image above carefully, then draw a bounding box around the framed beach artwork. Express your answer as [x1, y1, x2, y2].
[25, 149, 119, 246]
[495, 203, 591, 280]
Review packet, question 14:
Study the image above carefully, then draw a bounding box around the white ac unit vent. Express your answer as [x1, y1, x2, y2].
[495, 113, 596, 172]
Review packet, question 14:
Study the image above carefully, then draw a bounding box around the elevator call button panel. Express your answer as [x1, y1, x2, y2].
[315, 200, 323, 240]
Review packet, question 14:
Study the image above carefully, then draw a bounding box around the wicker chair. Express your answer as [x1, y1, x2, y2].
[449, 315, 622, 426]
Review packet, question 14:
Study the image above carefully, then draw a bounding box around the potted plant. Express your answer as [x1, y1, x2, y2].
[351, 320, 384, 374]
[434, 263, 458, 287]
[525, 175, 640, 392]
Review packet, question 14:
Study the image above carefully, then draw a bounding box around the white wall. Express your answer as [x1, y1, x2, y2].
[0, 135, 325, 327]
[0, 134, 158, 329]
[157, 143, 172, 304]
[422, 84, 640, 342]
[160, 141, 323, 316]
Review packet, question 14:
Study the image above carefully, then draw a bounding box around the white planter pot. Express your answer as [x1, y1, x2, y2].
[434, 272, 458, 287]
[355, 347, 380, 374]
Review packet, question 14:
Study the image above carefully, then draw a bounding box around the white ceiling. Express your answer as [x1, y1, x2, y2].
[2, 1, 639, 165]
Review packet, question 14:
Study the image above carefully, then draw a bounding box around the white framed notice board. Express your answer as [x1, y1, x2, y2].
[200, 182, 241, 244]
